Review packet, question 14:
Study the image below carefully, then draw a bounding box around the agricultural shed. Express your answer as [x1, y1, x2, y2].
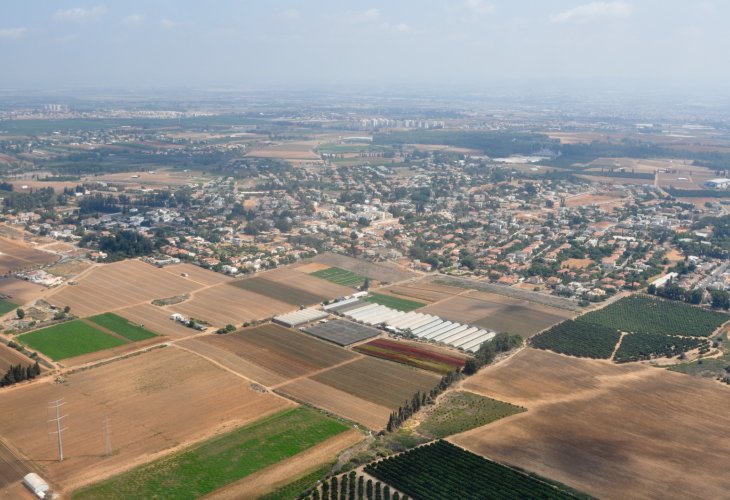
[273, 308, 329, 328]
[302, 319, 381, 346]
[23, 473, 49, 498]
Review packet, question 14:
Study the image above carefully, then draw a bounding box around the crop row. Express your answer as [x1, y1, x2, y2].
[364, 440, 576, 499]
[530, 320, 621, 359]
[614, 332, 709, 363]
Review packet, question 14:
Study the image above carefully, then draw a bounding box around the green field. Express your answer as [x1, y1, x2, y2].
[73, 407, 351, 500]
[614, 332, 709, 363]
[19, 320, 127, 360]
[418, 391, 525, 439]
[365, 293, 424, 312]
[311, 267, 365, 287]
[88, 313, 157, 341]
[0, 298, 18, 316]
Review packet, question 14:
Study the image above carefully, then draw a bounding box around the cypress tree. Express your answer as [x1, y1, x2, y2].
[349, 471, 356, 498]
[383, 486, 390, 500]
[340, 474, 348, 500]
[313, 489, 320, 500]
[393, 492, 400, 500]
[375, 482, 382, 500]
[357, 475, 364, 500]
[322, 480, 330, 499]
[330, 477, 338, 500]
[366, 479, 373, 500]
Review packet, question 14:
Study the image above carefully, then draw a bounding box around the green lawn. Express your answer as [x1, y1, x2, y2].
[88, 312, 157, 341]
[19, 320, 127, 360]
[311, 267, 365, 287]
[365, 292, 425, 312]
[73, 407, 351, 500]
[0, 298, 18, 316]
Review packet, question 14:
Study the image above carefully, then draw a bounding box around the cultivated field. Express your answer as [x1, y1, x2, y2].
[0, 237, 59, 275]
[379, 281, 464, 303]
[311, 357, 440, 409]
[178, 324, 357, 386]
[117, 304, 195, 340]
[171, 284, 296, 326]
[0, 278, 47, 306]
[302, 319, 381, 346]
[364, 292, 424, 312]
[452, 348, 730, 499]
[311, 267, 365, 288]
[422, 291, 572, 337]
[276, 378, 392, 430]
[18, 320, 127, 360]
[232, 272, 351, 306]
[0, 343, 36, 371]
[309, 253, 415, 283]
[73, 407, 349, 499]
[48, 260, 202, 317]
[354, 338, 466, 374]
[0, 347, 291, 492]
[160, 262, 233, 286]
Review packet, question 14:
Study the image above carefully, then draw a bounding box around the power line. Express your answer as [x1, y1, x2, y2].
[48, 398, 68, 462]
[103, 417, 112, 456]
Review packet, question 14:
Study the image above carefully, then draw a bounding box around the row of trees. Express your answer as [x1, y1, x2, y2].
[304, 471, 406, 500]
[386, 370, 462, 432]
[464, 332, 523, 375]
[1, 361, 41, 387]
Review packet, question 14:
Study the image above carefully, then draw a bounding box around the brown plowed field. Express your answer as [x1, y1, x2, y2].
[422, 291, 572, 337]
[310, 253, 415, 283]
[0, 237, 59, 275]
[292, 262, 330, 273]
[451, 348, 730, 499]
[245, 267, 355, 298]
[159, 263, 232, 286]
[277, 378, 391, 430]
[378, 281, 463, 303]
[0, 343, 35, 371]
[170, 285, 294, 326]
[0, 347, 291, 493]
[180, 325, 358, 385]
[117, 304, 196, 340]
[0, 278, 47, 306]
[48, 260, 202, 317]
[231, 277, 326, 306]
[311, 357, 439, 409]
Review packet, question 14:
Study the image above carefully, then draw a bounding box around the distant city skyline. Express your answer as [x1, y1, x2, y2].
[1, 1, 728, 94]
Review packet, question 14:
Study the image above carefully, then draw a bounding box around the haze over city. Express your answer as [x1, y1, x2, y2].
[2, 1, 730, 93]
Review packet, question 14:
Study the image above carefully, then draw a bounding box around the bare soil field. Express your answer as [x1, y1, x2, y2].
[561, 258, 594, 269]
[0, 237, 59, 275]
[171, 285, 294, 326]
[310, 253, 415, 283]
[0, 347, 291, 493]
[232, 270, 352, 306]
[0, 343, 36, 371]
[179, 325, 358, 386]
[452, 348, 730, 499]
[311, 356, 439, 409]
[159, 263, 232, 286]
[378, 281, 464, 303]
[277, 378, 391, 430]
[422, 291, 572, 337]
[563, 193, 626, 208]
[44, 259, 93, 279]
[90, 170, 205, 188]
[48, 260, 203, 317]
[117, 304, 196, 340]
[0, 278, 47, 305]
[247, 141, 321, 160]
[293, 262, 330, 273]
[0, 440, 30, 493]
[207, 429, 364, 500]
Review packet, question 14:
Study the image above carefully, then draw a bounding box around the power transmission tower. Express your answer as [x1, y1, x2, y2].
[48, 399, 68, 462]
[103, 417, 112, 456]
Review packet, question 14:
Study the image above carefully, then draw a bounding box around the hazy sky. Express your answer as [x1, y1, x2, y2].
[1, 1, 728, 91]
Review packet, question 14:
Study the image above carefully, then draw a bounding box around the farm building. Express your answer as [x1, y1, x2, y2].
[337, 303, 496, 353]
[23, 473, 49, 498]
[273, 308, 328, 327]
[704, 178, 730, 189]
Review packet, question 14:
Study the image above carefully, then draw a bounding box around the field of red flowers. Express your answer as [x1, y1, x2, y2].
[354, 338, 467, 374]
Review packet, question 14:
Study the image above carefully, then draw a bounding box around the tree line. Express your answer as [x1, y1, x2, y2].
[1, 361, 41, 387]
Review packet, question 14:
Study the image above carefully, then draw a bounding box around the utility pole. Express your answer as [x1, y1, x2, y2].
[48, 399, 68, 462]
[103, 417, 112, 456]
